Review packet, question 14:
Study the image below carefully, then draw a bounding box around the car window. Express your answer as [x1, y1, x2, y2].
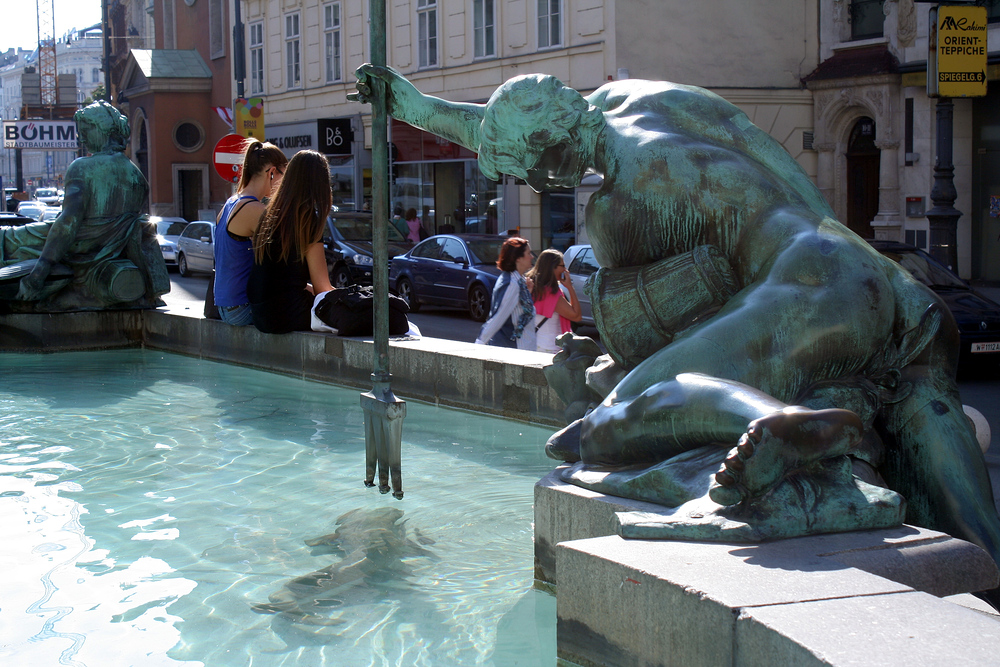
[181, 223, 209, 239]
[156, 221, 188, 236]
[881, 249, 965, 288]
[465, 239, 503, 265]
[440, 238, 468, 263]
[331, 214, 405, 242]
[412, 238, 443, 260]
[570, 248, 600, 276]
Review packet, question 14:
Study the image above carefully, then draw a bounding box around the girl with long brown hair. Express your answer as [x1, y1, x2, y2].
[247, 150, 334, 333]
[525, 248, 581, 353]
[213, 138, 287, 326]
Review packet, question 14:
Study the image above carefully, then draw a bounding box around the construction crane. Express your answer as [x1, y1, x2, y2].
[35, 0, 58, 115]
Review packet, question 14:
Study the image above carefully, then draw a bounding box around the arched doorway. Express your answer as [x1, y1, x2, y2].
[845, 117, 879, 238]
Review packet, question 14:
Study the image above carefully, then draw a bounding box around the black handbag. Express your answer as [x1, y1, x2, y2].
[314, 285, 410, 336]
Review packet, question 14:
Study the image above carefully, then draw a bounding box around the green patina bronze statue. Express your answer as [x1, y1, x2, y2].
[0, 100, 168, 311]
[353, 66, 1000, 601]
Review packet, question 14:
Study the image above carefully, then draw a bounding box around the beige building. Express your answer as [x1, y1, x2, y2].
[807, 0, 1000, 280]
[240, 0, 819, 251]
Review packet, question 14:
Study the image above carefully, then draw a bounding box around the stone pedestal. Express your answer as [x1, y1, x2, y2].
[536, 469, 1000, 666]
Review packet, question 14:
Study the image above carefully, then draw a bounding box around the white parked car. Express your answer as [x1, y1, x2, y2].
[175, 220, 215, 276]
[41, 207, 61, 222]
[148, 216, 190, 269]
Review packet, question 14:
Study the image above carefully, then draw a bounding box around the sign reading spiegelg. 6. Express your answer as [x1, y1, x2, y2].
[929, 5, 988, 98]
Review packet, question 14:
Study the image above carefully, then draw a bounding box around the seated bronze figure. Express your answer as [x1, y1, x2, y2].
[0, 100, 168, 311]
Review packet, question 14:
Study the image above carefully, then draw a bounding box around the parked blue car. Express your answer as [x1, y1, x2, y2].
[390, 234, 504, 321]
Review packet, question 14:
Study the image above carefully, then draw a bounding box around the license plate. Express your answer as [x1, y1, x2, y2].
[972, 341, 1000, 353]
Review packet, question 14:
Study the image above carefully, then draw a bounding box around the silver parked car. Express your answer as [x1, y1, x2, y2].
[148, 216, 190, 269]
[16, 200, 48, 221]
[175, 220, 216, 276]
[562, 244, 599, 329]
[34, 187, 62, 206]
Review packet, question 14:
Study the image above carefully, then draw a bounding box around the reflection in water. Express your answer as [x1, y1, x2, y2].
[251, 507, 436, 626]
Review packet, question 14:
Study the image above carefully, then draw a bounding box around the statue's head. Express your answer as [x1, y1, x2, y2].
[75, 100, 130, 153]
[478, 74, 602, 191]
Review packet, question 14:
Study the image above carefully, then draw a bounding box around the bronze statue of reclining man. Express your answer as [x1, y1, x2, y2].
[352, 66, 1000, 603]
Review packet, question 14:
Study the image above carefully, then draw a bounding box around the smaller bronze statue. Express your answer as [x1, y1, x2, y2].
[0, 100, 168, 311]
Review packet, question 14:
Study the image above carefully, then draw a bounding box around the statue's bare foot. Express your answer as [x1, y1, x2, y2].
[709, 407, 862, 506]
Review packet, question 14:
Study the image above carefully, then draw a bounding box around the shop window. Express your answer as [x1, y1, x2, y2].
[849, 0, 885, 40]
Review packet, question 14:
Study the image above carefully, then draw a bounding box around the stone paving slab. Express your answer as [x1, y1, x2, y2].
[556, 535, 1000, 667]
[736, 591, 1000, 667]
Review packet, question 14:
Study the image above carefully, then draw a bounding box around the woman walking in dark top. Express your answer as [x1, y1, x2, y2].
[248, 150, 334, 333]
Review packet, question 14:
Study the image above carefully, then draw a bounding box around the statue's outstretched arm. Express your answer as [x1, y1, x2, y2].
[352, 64, 485, 152]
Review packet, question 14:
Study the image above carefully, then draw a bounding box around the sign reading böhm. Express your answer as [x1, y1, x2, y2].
[3, 120, 78, 149]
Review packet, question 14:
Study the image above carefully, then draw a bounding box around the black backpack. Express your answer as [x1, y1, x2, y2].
[314, 285, 410, 336]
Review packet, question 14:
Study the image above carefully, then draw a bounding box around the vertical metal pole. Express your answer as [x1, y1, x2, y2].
[361, 0, 405, 499]
[370, 0, 389, 368]
[233, 0, 246, 99]
[925, 97, 961, 271]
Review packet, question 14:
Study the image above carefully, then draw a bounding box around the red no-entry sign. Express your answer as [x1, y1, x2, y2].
[213, 134, 247, 183]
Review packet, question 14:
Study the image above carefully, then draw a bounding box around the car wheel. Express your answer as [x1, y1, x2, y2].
[468, 283, 489, 322]
[397, 278, 420, 312]
[177, 253, 190, 277]
[331, 265, 352, 289]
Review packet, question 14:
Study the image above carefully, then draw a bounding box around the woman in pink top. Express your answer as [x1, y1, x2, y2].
[527, 248, 582, 353]
[404, 207, 423, 242]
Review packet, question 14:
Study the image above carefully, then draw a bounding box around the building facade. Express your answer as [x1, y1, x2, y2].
[0, 28, 104, 195]
[807, 0, 1000, 280]
[238, 0, 819, 251]
[112, 0, 236, 219]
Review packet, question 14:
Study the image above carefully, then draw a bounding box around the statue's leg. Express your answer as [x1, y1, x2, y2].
[578, 373, 788, 465]
[880, 371, 1000, 568]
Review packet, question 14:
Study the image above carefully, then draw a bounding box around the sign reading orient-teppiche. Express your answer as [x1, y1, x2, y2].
[3, 120, 78, 149]
[929, 5, 988, 98]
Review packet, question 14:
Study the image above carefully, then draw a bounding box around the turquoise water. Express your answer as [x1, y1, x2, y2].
[0, 350, 557, 666]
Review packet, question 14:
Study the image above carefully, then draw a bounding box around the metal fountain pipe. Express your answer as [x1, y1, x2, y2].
[361, 0, 405, 499]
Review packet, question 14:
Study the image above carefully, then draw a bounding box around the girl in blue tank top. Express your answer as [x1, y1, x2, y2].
[212, 140, 287, 325]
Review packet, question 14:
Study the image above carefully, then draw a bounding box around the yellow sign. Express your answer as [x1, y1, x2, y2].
[929, 5, 988, 98]
[233, 98, 266, 138]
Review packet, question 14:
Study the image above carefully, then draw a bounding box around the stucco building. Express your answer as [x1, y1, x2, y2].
[807, 0, 1000, 280]
[238, 0, 820, 250]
